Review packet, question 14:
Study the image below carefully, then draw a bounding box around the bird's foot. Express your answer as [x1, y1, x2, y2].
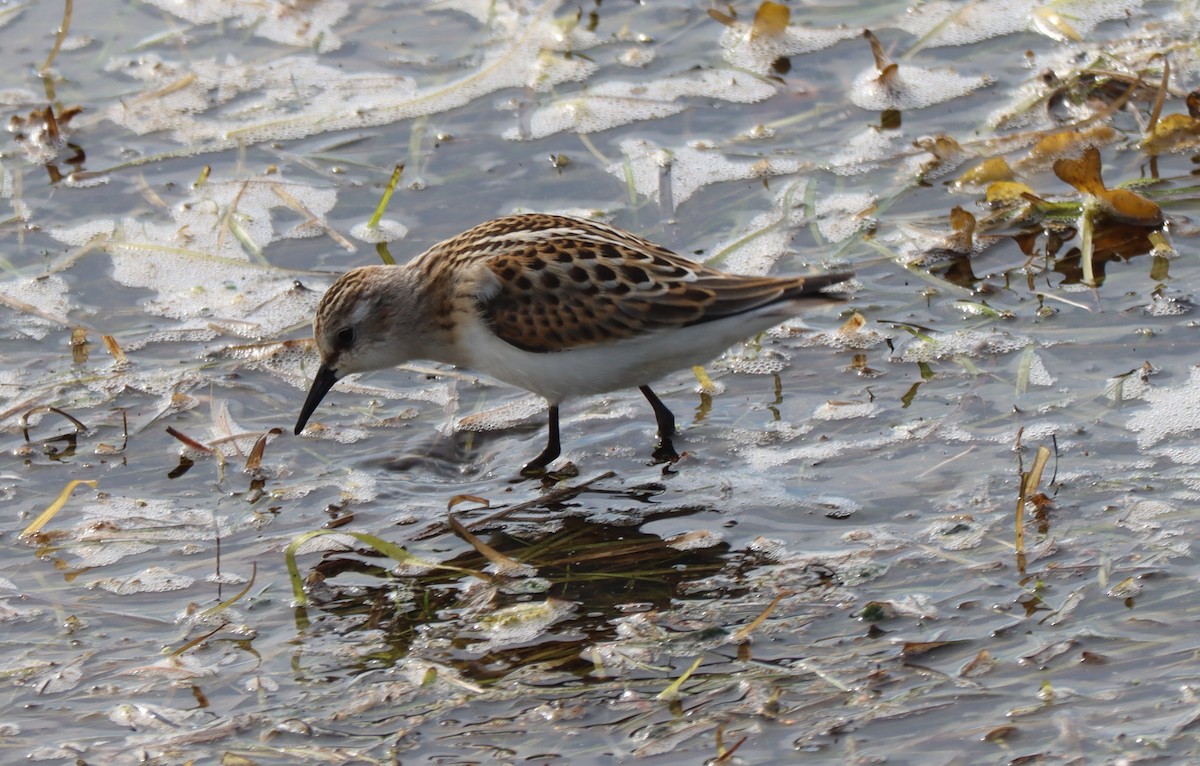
[518, 460, 578, 481]
[649, 435, 680, 466]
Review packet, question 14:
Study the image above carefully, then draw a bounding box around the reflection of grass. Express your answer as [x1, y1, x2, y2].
[285, 485, 739, 680]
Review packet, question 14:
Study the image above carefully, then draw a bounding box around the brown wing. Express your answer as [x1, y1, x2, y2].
[462, 214, 848, 353]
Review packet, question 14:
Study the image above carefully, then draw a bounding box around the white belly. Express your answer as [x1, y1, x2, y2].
[450, 303, 806, 403]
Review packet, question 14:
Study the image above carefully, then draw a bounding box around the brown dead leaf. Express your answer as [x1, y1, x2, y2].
[1100, 188, 1163, 226]
[946, 206, 976, 252]
[877, 62, 899, 88]
[707, 8, 736, 27]
[71, 327, 88, 364]
[1053, 147, 1106, 195]
[448, 494, 490, 511]
[901, 640, 963, 657]
[448, 514, 532, 577]
[959, 648, 996, 678]
[917, 135, 962, 160]
[102, 334, 128, 366]
[949, 205, 976, 237]
[838, 312, 867, 334]
[863, 29, 890, 73]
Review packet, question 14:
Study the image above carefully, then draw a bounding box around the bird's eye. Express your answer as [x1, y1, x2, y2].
[335, 327, 356, 348]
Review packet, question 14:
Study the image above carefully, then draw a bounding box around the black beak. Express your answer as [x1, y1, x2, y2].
[295, 364, 340, 435]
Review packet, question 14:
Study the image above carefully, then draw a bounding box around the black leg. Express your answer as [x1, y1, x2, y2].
[639, 385, 676, 438]
[639, 385, 679, 463]
[520, 403, 561, 475]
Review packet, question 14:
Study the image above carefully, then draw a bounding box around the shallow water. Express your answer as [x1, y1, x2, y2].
[2, 0, 1200, 763]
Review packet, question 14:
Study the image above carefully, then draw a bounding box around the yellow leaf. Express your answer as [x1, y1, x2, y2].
[750, 1, 790, 40]
[1141, 112, 1200, 153]
[985, 181, 1036, 203]
[1023, 126, 1116, 166]
[957, 157, 1014, 186]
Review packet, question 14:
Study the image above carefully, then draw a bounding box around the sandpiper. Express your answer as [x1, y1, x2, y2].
[295, 213, 851, 474]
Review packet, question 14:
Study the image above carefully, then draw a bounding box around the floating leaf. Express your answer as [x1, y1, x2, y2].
[1020, 125, 1117, 167]
[1053, 147, 1163, 226]
[956, 157, 1014, 187]
[985, 180, 1036, 203]
[1053, 148, 1106, 195]
[750, 1, 790, 41]
[1098, 188, 1164, 227]
[1141, 112, 1200, 154]
[285, 529, 487, 606]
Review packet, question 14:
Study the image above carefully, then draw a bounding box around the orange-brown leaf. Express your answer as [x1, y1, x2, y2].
[750, 1, 790, 40]
[1053, 146, 1105, 195]
[1097, 188, 1163, 227]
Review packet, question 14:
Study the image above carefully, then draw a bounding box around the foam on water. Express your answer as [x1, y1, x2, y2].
[105, 2, 599, 148]
[143, 0, 350, 52]
[719, 20, 858, 77]
[898, 329, 1031, 363]
[815, 193, 878, 244]
[89, 566, 196, 595]
[813, 401, 878, 421]
[507, 70, 778, 140]
[0, 275, 72, 340]
[468, 598, 576, 653]
[850, 64, 992, 112]
[707, 179, 810, 276]
[351, 219, 409, 244]
[609, 138, 805, 211]
[896, 0, 1144, 47]
[826, 128, 904, 176]
[1127, 365, 1200, 448]
[42, 177, 342, 338]
[48, 220, 116, 246]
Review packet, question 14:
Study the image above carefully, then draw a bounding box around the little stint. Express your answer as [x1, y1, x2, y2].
[295, 213, 851, 474]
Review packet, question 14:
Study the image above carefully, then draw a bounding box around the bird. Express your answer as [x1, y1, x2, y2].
[294, 213, 852, 475]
